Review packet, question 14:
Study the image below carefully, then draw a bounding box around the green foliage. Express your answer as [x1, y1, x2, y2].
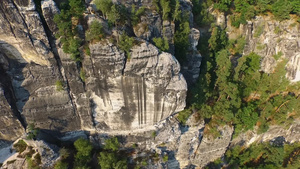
[53, 0, 84, 62]
[55, 80, 64, 91]
[98, 151, 127, 169]
[99, 137, 127, 169]
[174, 19, 190, 63]
[227, 36, 246, 55]
[254, 23, 265, 38]
[153, 37, 169, 52]
[118, 33, 135, 60]
[162, 154, 168, 162]
[85, 21, 105, 42]
[80, 68, 85, 82]
[160, 0, 171, 20]
[223, 142, 300, 169]
[69, 0, 85, 18]
[13, 140, 27, 153]
[104, 137, 120, 151]
[273, 51, 283, 60]
[274, 26, 282, 34]
[131, 5, 146, 26]
[192, 0, 214, 26]
[172, 0, 181, 21]
[26, 155, 41, 169]
[94, 0, 113, 19]
[27, 123, 39, 140]
[177, 109, 193, 125]
[151, 131, 157, 138]
[272, 0, 293, 21]
[74, 138, 93, 168]
[54, 161, 68, 169]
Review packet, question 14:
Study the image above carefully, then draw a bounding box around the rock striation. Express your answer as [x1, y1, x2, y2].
[226, 15, 300, 82]
[84, 41, 187, 132]
[0, 0, 188, 141]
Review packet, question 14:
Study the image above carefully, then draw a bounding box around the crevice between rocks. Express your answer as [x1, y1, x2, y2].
[33, 0, 78, 116]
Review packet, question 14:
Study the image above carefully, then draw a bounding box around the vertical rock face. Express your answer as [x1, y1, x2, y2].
[0, 0, 53, 65]
[0, 0, 188, 140]
[0, 52, 25, 141]
[226, 16, 300, 82]
[84, 41, 187, 132]
[0, 88, 24, 141]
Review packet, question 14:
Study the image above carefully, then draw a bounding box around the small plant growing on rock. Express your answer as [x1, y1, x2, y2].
[162, 154, 168, 162]
[80, 68, 86, 82]
[85, 20, 105, 42]
[151, 131, 157, 138]
[13, 140, 27, 153]
[118, 33, 135, 60]
[26, 123, 39, 140]
[55, 80, 64, 91]
[153, 37, 169, 52]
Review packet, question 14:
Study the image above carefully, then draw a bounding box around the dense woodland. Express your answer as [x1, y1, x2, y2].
[34, 0, 300, 168]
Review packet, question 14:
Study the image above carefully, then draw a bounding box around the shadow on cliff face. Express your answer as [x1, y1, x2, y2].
[0, 41, 29, 127]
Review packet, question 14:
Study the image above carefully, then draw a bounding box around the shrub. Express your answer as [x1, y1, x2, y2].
[273, 51, 283, 60]
[177, 109, 192, 125]
[118, 33, 135, 60]
[54, 161, 68, 169]
[55, 80, 64, 91]
[74, 138, 93, 167]
[153, 37, 169, 52]
[131, 5, 146, 26]
[162, 154, 168, 162]
[13, 140, 27, 153]
[274, 26, 282, 34]
[151, 131, 157, 138]
[174, 20, 190, 63]
[254, 24, 265, 38]
[26, 123, 39, 140]
[271, 0, 292, 21]
[85, 20, 105, 42]
[104, 137, 120, 151]
[94, 0, 113, 19]
[80, 68, 85, 82]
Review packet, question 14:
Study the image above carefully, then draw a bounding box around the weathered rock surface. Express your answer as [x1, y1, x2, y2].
[84, 41, 187, 132]
[232, 120, 300, 147]
[41, 0, 59, 33]
[227, 15, 300, 81]
[0, 87, 24, 141]
[0, 0, 53, 66]
[1, 139, 59, 169]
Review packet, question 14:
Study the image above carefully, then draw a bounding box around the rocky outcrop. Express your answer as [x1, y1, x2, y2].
[0, 0, 53, 66]
[0, 52, 25, 142]
[41, 0, 59, 33]
[1, 139, 59, 169]
[0, 87, 24, 141]
[84, 41, 187, 132]
[232, 121, 300, 147]
[227, 15, 300, 82]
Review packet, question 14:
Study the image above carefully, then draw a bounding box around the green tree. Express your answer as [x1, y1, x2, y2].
[272, 0, 292, 20]
[172, 0, 181, 21]
[153, 37, 169, 52]
[98, 152, 127, 169]
[69, 0, 85, 18]
[94, 0, 113, 19]
[118, 33, 135, 60]
[73, 138, 93, 168]
[174, 20, 190, 62]
[104, 137, 120, 151]
[85, 20, 105, 42]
